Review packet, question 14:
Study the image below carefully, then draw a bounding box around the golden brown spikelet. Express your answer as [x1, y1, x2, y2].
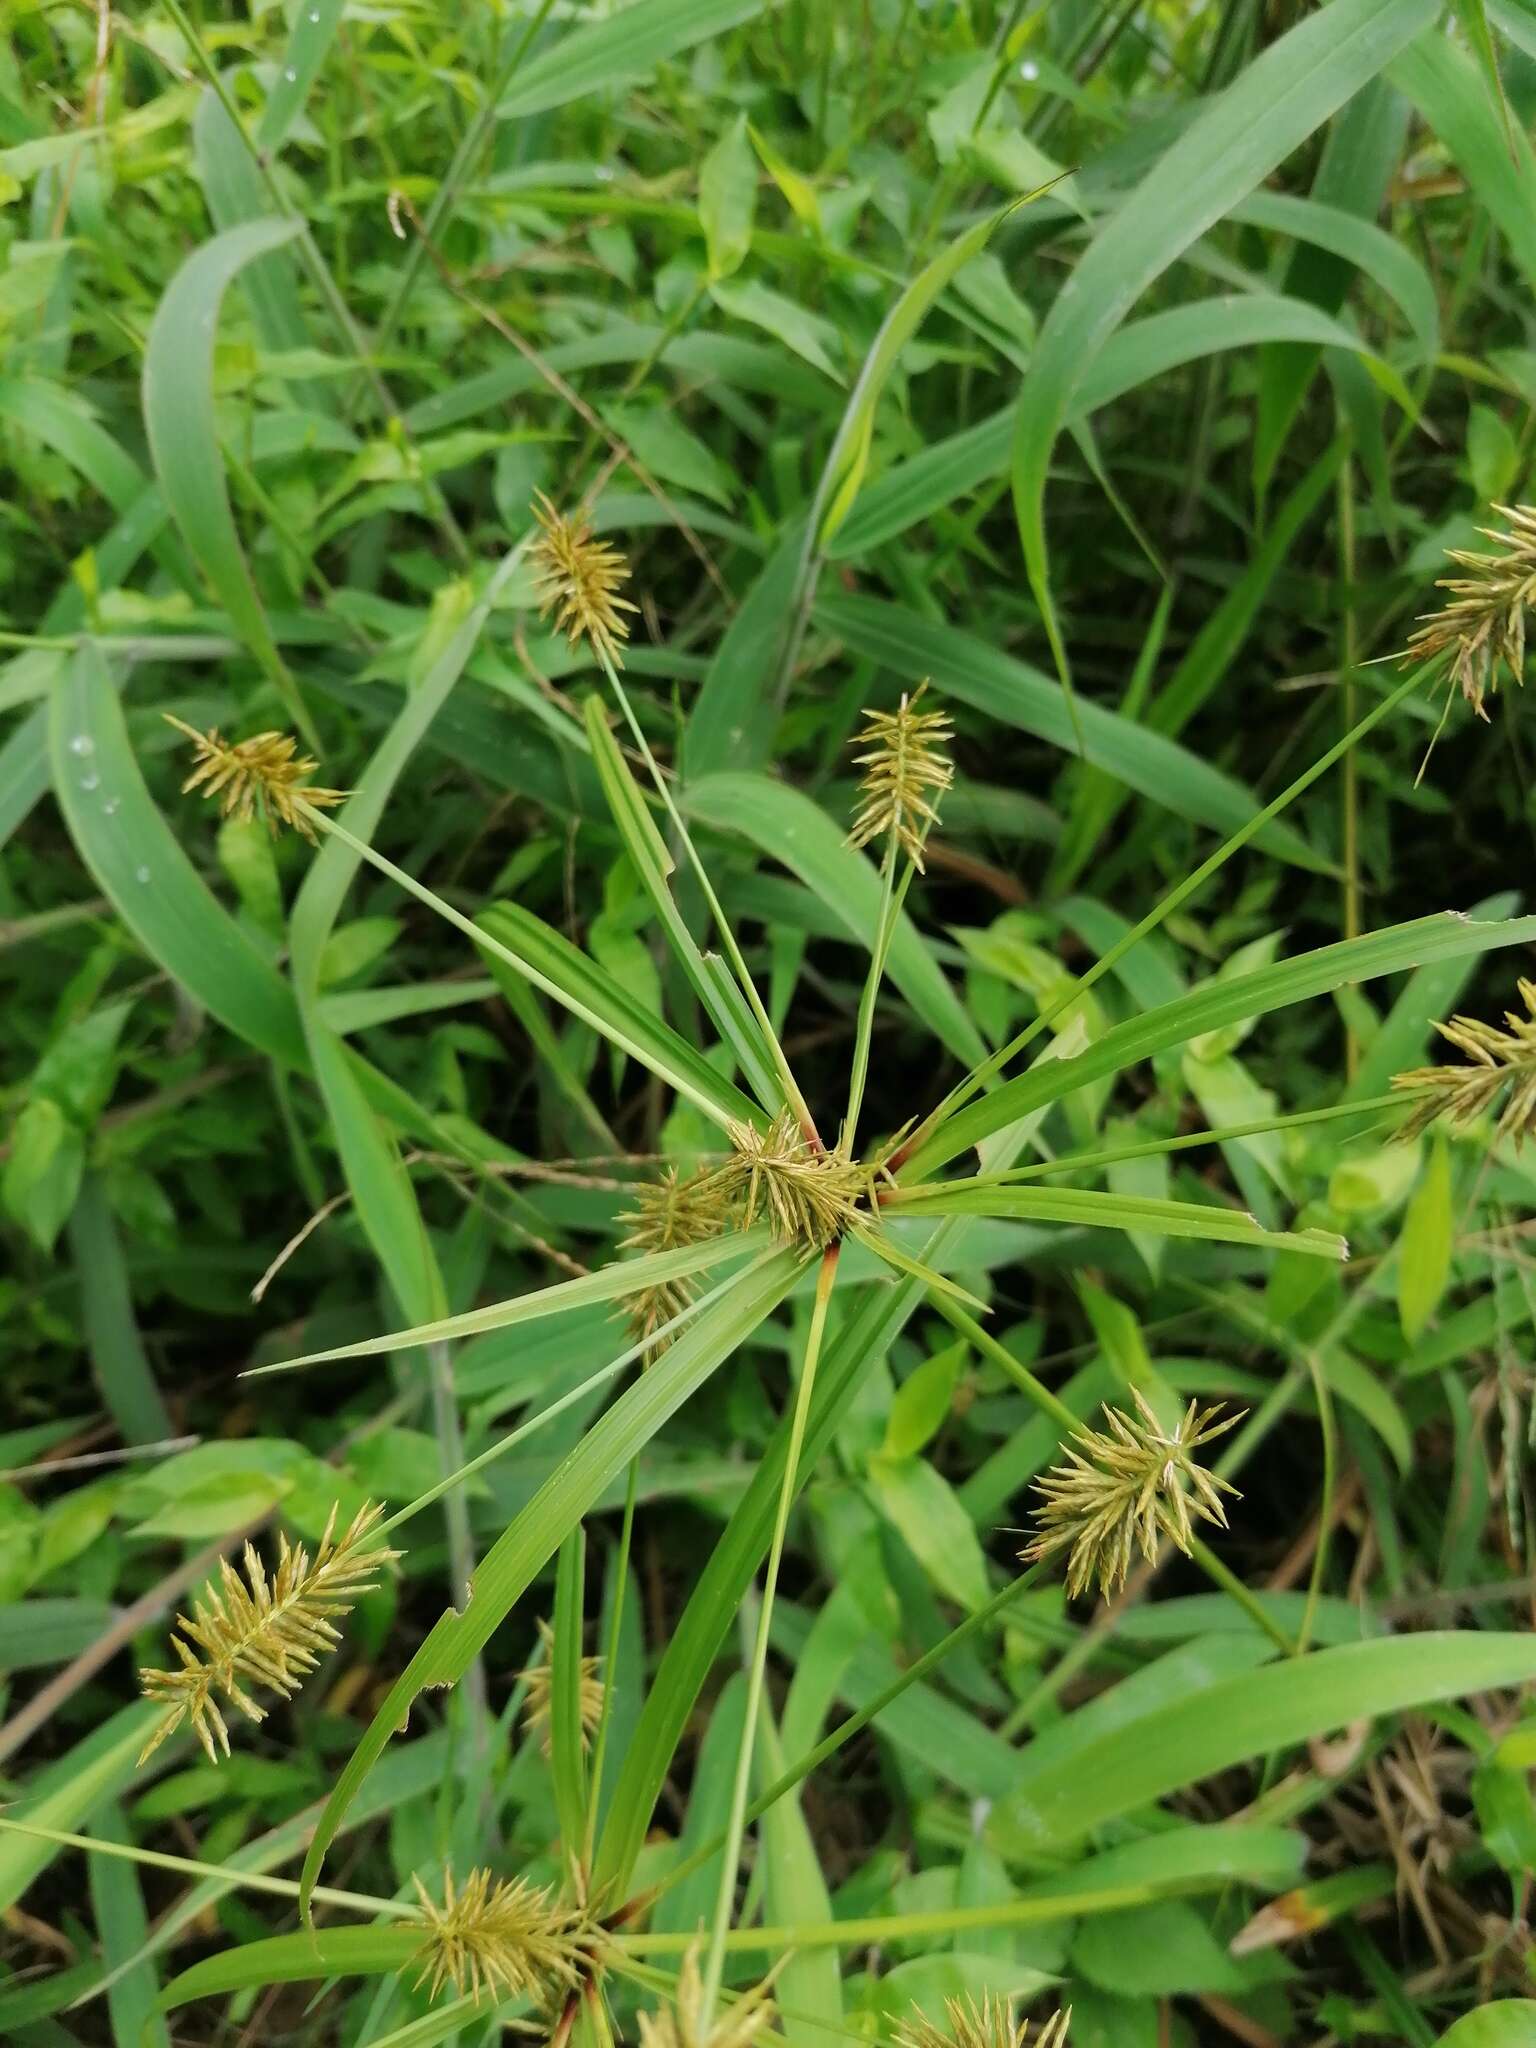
[408, 1865, 587, 2006]
[894, 1991, 1071, 2048]
[1020, 1389, 1241, 1600]
[1393, 978, 1536, 1146]
[519, 1617, 605, 1754]
[529, 490, 639, 667]
[637, 1944, 778, 2048]
[617, 1165, 729, 1362]
[163, 714, 347, 840]
[716, 1110, 868, 1250]
[846, 682, 955, 869]
[1401, 502, 1536, 715]
[136, 1502, 398, 1764]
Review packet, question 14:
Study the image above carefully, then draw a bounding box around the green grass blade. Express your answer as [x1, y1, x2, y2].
[249, 1229, 768, 1376]
[498, 0, 772, 119]
[1010, 0, 1436, 690]
[51, 646, 307, 1067]
[140, 218, 313, 736]
[298, 1248, 806, 1916]
[888, 1184, 1348, 1259]
[1000, 1633, 1536, 1851]
[905, 910, 1536, 1178]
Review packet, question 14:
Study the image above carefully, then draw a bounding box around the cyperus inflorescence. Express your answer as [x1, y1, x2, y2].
[163, 714, 347, 840]
[637, 1942, 778, 2048]
[847, 682, 955, 869]
[895, 1992, 1071, 2048]
[1393, 979, 1536, 1147]
[520, 1617, 605, 1753]
[408, 1865, 587, 2006]
[1402, 503, 1536, 716]
[136, 1501, 397, 1764]
[530, 490, 639, 667]
[718, 1110, 868, 1250]
[618, 1166, 729, 1360]
[1021, 1390, 1241, 1600]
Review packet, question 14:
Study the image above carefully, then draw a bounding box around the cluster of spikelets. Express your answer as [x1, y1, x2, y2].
[1021, 1389, 1241, 1600]
[616, 1116, 873, 1355]
[1402, 502, 1536, 715]
[162, 712, 347, 840]
[894, 1992, 1071, 2048]
[136, 1502, 397, 1764]
[519, 1617, 606, 1754]
[408, 1866, 593, 2009]
[846, 684, 956, 869]
[531, 489, 639, 668]
[1392, 979, 1536, 1148]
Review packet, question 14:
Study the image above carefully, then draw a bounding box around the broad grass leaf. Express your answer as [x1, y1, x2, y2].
[498, 0, 771, 119]
[1010, 0, 1436, 684]
[141, 218, 311, 730]
[906, 912, 1536, 1178]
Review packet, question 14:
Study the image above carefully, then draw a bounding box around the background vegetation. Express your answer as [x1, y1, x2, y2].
[6, 0, 1536, 2043]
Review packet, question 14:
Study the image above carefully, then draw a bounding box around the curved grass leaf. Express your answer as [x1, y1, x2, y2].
[498, 0, 771, 119]
[1000, 1632, 1536, 1851]
[1010, 0, 1436, 683]
[1392, 30, 1536, 297]
[906, 910, 1536, 1178]
[141, 217, 311, 732]
[51, 646, 308, 1068]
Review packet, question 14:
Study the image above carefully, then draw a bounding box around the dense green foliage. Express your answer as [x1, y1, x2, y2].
[6, 2, 1536, 2044]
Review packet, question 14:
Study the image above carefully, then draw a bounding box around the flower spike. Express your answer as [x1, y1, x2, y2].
[163, 714, 347, 840]
[1393, 978, 1536, 1147]
[136, 1502, 398, 1764]
[529, 490, 639, 667]
[1401, 502, 1536, 715]
[847, 682, 954, 869]
[1021, 1389, 1241, 1600]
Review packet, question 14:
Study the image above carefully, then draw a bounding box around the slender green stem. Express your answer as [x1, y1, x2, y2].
[1186, 1534, 1295, 1656]
[882, 1092, 1407, 1195]
[306, 812, 733, 1127]
[639, 1565, 1044, 1914]
[584, 1455, 640, 1869]
[1297, 1348, 1337, 1659]
[1339, 453, 1361, 1077]
[898, 659, 1434, 1173]
[594, 645, 816, 1135]
[842, 836, 900, 1154]
[930, 1297, 1076, 1434]
[0, 1817, 416, 1922]
[696, 1245, 840, 2031]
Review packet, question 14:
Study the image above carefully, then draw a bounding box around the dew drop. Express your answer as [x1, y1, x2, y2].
[135, 865, 151, 884]
[69, 734, 94, 757]
[309, 8, 321, 19]
[103, 797, 121, 816]
[284, 67, 298, 82]
[1020, 59, 1039, 80]
[80, 773, 100, 793]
